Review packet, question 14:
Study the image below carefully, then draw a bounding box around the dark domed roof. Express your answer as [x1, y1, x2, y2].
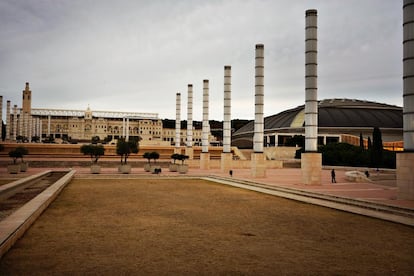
[233, 99, 402, 136]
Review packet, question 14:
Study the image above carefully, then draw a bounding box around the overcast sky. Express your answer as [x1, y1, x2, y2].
[0, 0, 403, 121]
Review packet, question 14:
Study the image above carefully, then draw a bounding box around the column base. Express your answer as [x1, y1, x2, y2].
[200, 153, 210, 170]
[397, 152, 414, 200]
[301, 152, 322, 185]
[251, 152, 266, 178]
[185, 147, 194, 160]
[221, 152, 233, 173]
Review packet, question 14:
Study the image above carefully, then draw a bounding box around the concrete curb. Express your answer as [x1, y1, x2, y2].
[204, 176, 414, 227]
[0, 170, 52, 201]
[0, 169, 76, 259]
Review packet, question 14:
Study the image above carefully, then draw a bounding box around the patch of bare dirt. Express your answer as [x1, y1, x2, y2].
[0, 178, 413, 275]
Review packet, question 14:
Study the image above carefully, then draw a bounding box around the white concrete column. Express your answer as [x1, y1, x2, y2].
[175, 92, 181, 149]
[251, 44, 266, 178]
[122, 117, 125, 138]
[35, 117, 40, 137]
[186, 84, 194, 159]
[221, 66, 233, 172]
[253, 44, 264, 153]
[12, 105, 17, 141]
[0, 96, 2, 140]
[187, 84, 193, 148]
[403, 0, 414, 151]
[398, 0, 414, 200]
[28, 115, 32, 142]
[126, 118, 130, 141]
[6, 100, 11, 140]
[22, 112, 25, 138]
[223, 65, 232, 153]
[200, 80, 210, 169]
[305, 9, 318, 152]
[202, 80, 210, 153]
[47, 114, 51, 136]
[302, 9, 321, 185]
[39, 119, 43, 140]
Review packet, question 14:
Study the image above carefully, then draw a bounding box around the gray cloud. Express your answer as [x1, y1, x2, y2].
[0, 0, 403, 121]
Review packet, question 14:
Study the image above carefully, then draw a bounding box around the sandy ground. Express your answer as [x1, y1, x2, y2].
[0, 178, 413, 275]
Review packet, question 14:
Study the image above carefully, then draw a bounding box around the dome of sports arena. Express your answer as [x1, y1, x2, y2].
[232, 98, 403, 150]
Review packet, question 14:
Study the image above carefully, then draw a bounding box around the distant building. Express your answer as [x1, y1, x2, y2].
[5, 82, 214, 145]
[232, 98, 403, 151]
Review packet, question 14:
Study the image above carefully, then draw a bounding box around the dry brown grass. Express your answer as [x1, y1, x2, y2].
[1, 178, 413, 275]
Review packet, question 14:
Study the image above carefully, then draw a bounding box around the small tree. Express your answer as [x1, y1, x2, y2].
[150, 151, 160, 164]
[177, 154, 189, 165]
[116, 137, 139, 165]
[15, 146, 28, 163]
[80, 144, 105, 164]
[143, 152, 152, 164]
[9, 149, 23, 164]
[171, 153, 180, 164]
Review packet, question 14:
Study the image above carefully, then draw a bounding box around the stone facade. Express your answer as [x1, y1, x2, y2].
[4, 82, 210, 145]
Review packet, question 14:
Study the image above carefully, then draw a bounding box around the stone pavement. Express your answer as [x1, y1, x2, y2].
[1, 164, 412, 209]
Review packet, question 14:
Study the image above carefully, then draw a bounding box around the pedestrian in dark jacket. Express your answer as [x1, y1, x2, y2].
[331, 169, 336, 183]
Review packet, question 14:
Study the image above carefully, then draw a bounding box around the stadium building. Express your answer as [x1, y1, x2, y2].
[2, 82, 210, 145]
[232, 98, 403, 151]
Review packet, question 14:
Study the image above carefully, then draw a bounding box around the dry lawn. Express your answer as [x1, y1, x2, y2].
[0, 178, 413, 275]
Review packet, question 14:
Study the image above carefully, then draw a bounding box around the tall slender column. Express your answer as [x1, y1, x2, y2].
[305, 9, 318, 152]
[175, 92, 181, 152]
[28, 115, 32, 142]
[0, 96, 2, 140]
[186, 84, 194, 159]
[253, 45, 264, 153]
[6, 100, 11, 140]
[302, 9, 322, 185]
[19, 111, 23, 138]
[35, 117, 39, 137]
[221, 66, 233, 172]
[398, 0, 414, 199]
[251, 44, 266, 177]
[12, 105, 17, 141]
[39, 119, 43, 140]
[202, 80, 209, 153]
[32, 117, 36, 141]
[126, 118, 130, 141]
[47, 114, 51, 137]
[122, 117, 126, 138]
[200, 80, 210, 169]
[223, 66, 232, 153]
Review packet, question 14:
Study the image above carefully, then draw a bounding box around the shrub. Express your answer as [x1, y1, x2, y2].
[116, 138, 139, 164]
[80, 144, 105, 163]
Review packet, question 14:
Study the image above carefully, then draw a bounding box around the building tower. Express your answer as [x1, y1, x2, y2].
[200, 79, 210, 169]
[301, 9, 322, 185]
[221, 65, 233, 172]
[251, 44, 266, 178]
[398, 0, 414, 199]
[22, 82, 31, 114]
[186, 84, 194, 159]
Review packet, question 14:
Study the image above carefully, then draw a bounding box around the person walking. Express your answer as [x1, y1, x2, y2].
[331, 169, 336, 183]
